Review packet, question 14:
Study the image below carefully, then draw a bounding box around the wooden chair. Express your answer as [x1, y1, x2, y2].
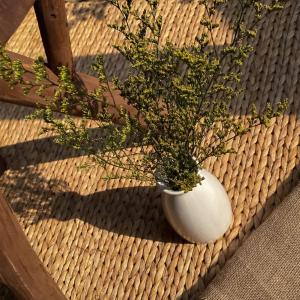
[0, 1, 114, 298]
[0, 0, 136, 121]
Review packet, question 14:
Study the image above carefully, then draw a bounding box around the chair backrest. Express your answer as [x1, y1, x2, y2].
[0, 0, 35, 44]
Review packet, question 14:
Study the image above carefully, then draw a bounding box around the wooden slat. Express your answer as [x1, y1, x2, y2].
[0, 0, 35, 44]
[0, 51, 141, 125]
[0, 193, 67, 299]
[34, 0, 74, 75]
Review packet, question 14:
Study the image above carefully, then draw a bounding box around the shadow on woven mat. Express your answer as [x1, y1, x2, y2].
[65, 0, 193, 29]
[66, 0, 108, 28]
[1, 157, 299, 299]
[0, 165, 184, 244]
[65, 0, 195, 28]
[0, 126, 114, 168]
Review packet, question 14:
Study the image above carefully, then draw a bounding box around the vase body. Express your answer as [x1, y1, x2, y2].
[160, 169, 232, 243]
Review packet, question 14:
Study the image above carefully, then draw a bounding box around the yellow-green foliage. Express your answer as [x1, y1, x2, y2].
[0, 0, 286, 191]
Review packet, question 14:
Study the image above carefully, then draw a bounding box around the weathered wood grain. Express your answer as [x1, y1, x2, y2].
[0, 51, 141, 125]
[0, 0, 35, 44]
[0, 193, 67, 299]
[34, 0, 74, 75]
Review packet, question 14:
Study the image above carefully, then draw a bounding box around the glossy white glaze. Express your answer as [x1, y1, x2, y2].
[160, 169, 233, 243]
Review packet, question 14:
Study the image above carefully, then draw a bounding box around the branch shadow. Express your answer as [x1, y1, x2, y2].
[64, 0, 200, 29]
[64, 0, 205, 28]
[0, 0, 297, 230]
[0, 165, 184, 244]
[66, 0, 109, 28]
[0, 126, 115, 170]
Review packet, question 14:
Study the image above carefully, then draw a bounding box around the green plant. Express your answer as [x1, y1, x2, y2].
[0, 0, 287, 191]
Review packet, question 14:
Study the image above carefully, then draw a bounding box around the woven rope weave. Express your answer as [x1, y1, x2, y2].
[0, 1, 300, 299]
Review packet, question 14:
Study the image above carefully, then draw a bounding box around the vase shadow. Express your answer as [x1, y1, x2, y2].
[0, 165, 185, 244]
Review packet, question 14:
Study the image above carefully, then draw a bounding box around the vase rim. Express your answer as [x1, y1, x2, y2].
[156, 167, 208, 195]
[156, 181, 186, 195]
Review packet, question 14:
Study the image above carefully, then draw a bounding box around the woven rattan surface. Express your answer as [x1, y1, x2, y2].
[1, 1, 300, 299]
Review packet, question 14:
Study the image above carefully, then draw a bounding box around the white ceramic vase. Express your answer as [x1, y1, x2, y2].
[160, 169, 233, 243]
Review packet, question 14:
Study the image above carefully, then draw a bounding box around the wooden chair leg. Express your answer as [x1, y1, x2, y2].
[0, 193, 66, 300]
[34, 0, 74, 75]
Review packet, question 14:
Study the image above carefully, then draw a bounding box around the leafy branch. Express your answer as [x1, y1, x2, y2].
[0, 0, 287, 191]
